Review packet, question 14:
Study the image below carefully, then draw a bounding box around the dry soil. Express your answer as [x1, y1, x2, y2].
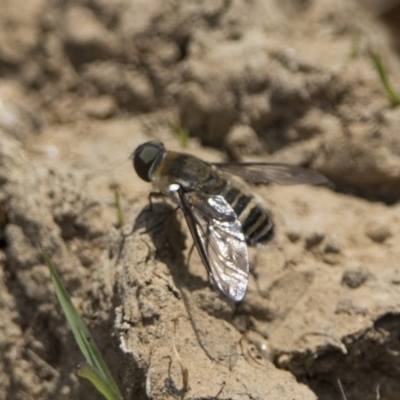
[1, 1, 400, 399]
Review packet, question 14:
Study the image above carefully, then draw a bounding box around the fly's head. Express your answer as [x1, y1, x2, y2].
[131, 141, 166, 182]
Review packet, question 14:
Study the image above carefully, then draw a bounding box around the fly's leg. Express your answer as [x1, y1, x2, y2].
[187, 242, 196, 265]
[148, 191, 165, 211]
[186, 242, 217, 291]
[186, 237, 214, 283]
[141, 203, 180, 235]
[141, 192, 179, 235]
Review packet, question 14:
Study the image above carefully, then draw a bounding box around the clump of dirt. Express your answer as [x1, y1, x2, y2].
[1, 0, 400, 399]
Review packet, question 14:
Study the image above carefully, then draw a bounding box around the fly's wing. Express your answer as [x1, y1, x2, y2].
[213, 162, 329, 186]
[177, 188, 249, 301]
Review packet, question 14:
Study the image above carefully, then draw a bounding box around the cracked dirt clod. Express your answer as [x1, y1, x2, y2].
[342, 265, 371, 289]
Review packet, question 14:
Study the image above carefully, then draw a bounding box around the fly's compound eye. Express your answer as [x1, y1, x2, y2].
[131, 141, 165, 182]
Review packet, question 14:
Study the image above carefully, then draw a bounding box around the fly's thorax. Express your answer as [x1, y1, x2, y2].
[151, 151, 226, 194]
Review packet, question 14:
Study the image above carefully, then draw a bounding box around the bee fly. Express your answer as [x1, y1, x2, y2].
[131, 141, 328, 301]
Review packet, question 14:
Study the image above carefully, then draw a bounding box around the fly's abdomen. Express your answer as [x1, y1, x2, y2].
[222, 186, 274, 244]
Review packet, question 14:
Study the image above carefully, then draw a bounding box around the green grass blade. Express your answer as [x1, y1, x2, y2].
[77, 363, 118, 400]
[350, 32, 360, 59]
[172, 123, 189, 148]
[370, 51, 400, 106]
[42, 249, 122, 400]
[114, 188, 124, 228]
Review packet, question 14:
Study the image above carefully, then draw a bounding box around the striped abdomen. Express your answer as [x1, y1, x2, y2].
[222, 185, 274, 245]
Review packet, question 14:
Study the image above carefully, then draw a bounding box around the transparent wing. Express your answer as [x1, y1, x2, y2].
[177, 188, 249, 301]
[213, 162, 329, 186]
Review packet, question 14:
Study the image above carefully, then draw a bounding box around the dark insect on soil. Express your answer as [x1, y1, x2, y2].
[131, 141, 328, 301]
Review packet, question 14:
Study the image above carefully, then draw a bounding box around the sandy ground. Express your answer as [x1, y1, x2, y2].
[1, 0, 400, 399]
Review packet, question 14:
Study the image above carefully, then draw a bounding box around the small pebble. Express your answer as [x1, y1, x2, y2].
[323, 236, 342, 265]
[342, 265, 370, 289]
[390, 268, 400, 285]
[224, 124, 262, 158]
[305, 231, 325, 249]
[276, 353, 291, 369]
[365, 220, 391, 243]
[323, 236, 341, 254]
[83, 96, 116, 119]
[243, 331, 273, 362]
[323, 252, 340, 266]
[286, 227, 301, 243]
